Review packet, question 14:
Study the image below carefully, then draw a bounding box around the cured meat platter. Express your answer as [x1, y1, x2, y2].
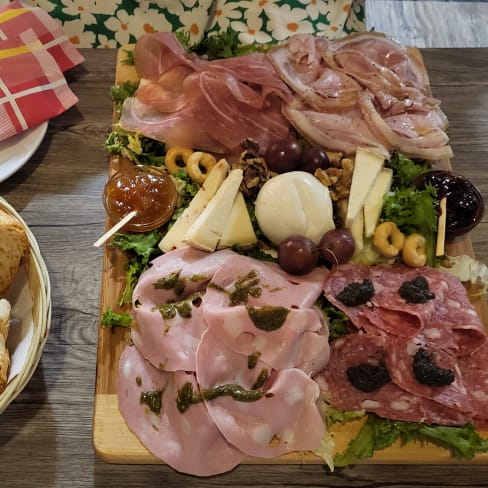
[93, 45, 488, 466]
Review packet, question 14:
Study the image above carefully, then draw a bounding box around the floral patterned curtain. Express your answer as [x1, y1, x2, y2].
[19, 0, 365, 47]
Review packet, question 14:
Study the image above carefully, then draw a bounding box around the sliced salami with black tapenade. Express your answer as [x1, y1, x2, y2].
[321, 262, 488, 428]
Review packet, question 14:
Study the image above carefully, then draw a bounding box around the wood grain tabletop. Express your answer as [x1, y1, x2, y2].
[0, 46, 487, 488]
[366, 0, 488, 48]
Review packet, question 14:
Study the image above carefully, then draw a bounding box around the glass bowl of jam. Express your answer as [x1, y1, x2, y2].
[103, 165, 178, 232]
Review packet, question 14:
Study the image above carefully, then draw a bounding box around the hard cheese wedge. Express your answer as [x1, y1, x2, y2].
[218, 191, 257, 249]
[345, 147, 385, 228]
[363, 167, 393, 238]
[436, 197, 447, 256]
[183, 168, 243, 252]
[348, 210, 364, 251]
[159, 159, 229, 252]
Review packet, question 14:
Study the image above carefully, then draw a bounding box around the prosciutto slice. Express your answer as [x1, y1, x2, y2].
[118, 344, 246, 476]
[134, 31, 199, 79]
[269, 33, 453, 161]
[122, 31, 453, 162]
[196, 330, 325, 458]
[120, 32, 292, 157]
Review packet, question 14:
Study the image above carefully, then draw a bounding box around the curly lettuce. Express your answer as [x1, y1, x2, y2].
[381, 185, 438, 266]
[334, 414, 488, 467]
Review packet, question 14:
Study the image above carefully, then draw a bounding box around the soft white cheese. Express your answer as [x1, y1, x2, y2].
[158, 159, 229, 252]
[254, 171, 335, 245]
[345, 147, 385, 228]
[183, 168, 243, 252]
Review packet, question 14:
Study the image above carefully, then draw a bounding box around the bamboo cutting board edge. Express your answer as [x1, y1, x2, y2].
[93, 394, 488, 465]
[93, 45, 488, 466]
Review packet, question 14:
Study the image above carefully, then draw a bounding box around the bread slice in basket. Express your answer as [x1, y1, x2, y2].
[0, 298, 11, 392]
[0, 208, 30, 297]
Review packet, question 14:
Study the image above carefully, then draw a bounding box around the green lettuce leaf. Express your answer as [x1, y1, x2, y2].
[101, 308, 132, 328]
[334, 414, 488, 467]
[110, 230, 162, 304]
[381, 185, 438, 266]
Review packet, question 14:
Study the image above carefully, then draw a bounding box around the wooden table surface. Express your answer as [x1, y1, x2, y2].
[366, 0, 488, 48]
[0, 47, 487, 488]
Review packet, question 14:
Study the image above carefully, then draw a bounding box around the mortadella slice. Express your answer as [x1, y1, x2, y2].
[118, 344, 245, 476]
[196, 330, 326, 459]
[131, 248, 234, 371]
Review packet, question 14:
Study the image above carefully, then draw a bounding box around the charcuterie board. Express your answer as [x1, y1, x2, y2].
[92, 46, 488, 466]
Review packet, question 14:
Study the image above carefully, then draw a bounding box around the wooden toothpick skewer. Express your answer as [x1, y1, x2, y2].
[93, 210, 138, 248]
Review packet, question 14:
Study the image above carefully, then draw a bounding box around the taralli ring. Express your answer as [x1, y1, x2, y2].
[165, 147, 193, 174]
[402, 233, 427, 267]
[186, 151, 217, 184]
[373, 221, 406, 258]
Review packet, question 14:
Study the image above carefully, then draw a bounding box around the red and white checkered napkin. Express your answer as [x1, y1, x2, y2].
[0, 1, 85, 142]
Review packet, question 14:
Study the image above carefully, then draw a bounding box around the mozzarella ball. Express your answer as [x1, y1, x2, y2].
[255, 171, 335, 245]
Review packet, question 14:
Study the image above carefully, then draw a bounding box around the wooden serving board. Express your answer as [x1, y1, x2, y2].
[93, 47, 488, 465]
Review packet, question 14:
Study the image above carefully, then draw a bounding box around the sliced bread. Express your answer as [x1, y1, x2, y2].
[0, 209, 29, 296]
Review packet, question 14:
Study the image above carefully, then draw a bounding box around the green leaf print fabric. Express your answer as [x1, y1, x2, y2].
[20, 0, 365, 48]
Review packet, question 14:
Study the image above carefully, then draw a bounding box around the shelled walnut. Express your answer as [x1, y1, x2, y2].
[314, 154, 354, 203]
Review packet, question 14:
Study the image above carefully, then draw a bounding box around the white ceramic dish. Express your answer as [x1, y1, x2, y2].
[0, 122, 48, 183]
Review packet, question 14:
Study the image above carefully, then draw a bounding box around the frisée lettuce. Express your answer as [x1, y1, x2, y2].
[333, 413, 488, 467]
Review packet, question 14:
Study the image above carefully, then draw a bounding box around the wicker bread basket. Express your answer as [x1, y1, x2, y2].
[0, 197, 51, 414]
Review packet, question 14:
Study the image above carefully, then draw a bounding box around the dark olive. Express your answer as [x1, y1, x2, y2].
[298, 146, 331, 174]
[414, 170, 484, 239]
[264, 136, 302, 173]
[278, 235, 319, 275]
[318, 229, 356, 266]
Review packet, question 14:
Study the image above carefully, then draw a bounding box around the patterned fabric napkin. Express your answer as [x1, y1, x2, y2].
[0, 1, 84, 142]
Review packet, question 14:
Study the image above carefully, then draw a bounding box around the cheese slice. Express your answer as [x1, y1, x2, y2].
[345, 147, 385, 228]
[183, 169, 243, 252]
[363, 167, 393, 238]
[348, 209, 364, 252]
[436, 197, 447, 256]
[159, 159, 229, 252]
[218, 191, 257, 249]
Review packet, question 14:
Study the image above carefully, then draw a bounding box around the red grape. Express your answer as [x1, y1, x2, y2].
[278, 235, 319, 275]
[298, 146, 330, 174]
[264, 136, 302, 173]
[319, 229, 355, 265]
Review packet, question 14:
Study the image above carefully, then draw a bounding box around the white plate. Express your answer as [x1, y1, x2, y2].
[0, 122, 48, 183]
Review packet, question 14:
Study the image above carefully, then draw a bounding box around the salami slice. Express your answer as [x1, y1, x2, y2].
[458, 344, 488, 425]
[318, 333, 425, 422]
[196, 330, 325, 458]
[433, 271, 487, 356]
[322, 262, 372, 330]
[118, 344, 245, 476]
[384, 336, 474, 414]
